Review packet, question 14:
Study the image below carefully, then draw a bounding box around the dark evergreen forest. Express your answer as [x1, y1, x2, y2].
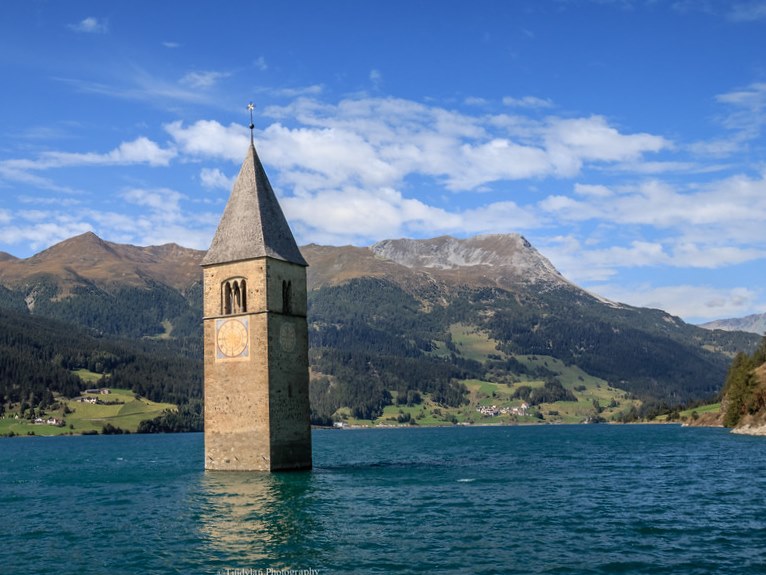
[0, 271, 760, 430]
[0, 306, 202, 426]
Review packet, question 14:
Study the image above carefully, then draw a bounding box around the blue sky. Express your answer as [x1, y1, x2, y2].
[1, 0, 765, 324]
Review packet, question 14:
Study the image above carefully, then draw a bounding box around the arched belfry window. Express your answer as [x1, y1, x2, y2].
[240, 279, 247, 312]
[282, 280, 292, 315]
[223, 282, 233, 315]
[222, 278, 247, 315]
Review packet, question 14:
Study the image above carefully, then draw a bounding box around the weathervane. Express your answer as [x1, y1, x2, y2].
[247, 101, 255, 143]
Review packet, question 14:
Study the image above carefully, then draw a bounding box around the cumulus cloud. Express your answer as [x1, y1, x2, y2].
[543, 116, 668, 175]
[256, 97, 668, 192]
[282, 187, 457, 243]
[200, 168, 234, 190]
[538, 171, 766, 286]
[165, 120, 246, 162]
[68, 17, 108, 34]
[542, 173, 766, 240]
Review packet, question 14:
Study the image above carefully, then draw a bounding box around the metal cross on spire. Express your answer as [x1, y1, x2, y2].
[247, 102, 255, 143]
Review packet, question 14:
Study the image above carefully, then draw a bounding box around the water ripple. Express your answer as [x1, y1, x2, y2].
[1, 426, 765, 574]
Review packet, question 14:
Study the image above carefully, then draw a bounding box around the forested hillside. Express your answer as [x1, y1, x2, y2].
[306, 276, 758, 422]
[0, 307, 202, 428]
[720, 336, 766, 428]
[0, 232, 760, 430]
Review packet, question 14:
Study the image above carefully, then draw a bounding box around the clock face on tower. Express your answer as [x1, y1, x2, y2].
[215, 318, 249, 360]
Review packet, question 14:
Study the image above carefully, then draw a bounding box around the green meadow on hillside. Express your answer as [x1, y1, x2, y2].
[335, 323, 640, 427]
[0, 386, 176, 437]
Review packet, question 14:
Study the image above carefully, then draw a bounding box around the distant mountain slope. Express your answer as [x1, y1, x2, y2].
[302, 234, 759, 417]
[700, 312, 766, 336]
[0, 232, 203, 295]
[0, 232, 760, 421]
[0, 232, 204, 337]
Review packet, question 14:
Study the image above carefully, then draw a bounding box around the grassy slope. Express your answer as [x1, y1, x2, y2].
[338, 322, 640, 427]
[0, 387, 176, 436]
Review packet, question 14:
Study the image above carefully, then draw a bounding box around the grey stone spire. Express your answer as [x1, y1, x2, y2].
[201, 142, 307, 267]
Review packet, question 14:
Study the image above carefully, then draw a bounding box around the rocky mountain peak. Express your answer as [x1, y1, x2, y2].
[370, 234, 567, 287]
[28, 231, 119, 266]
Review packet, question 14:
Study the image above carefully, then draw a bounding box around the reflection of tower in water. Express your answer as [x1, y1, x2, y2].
[195, 471, 316, 564]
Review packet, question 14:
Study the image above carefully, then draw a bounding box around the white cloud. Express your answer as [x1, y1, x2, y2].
[0, 163, 79, 194]
[369, 69, 383, 89]
[713, 82, 766, 142]
[0, 216, 94, 252]
[453, 139, 552, 189]
[256, 85, 324, 99]
[258, 97, 667, 192]
[715, 82, 766, 107]
[0, 137, 176, 201]
[280, 186, 542, 247]
[574, 183, 613, 198]
[163, 41, 180, 49]
[544, 237, 672, 283]
[282, 187, 459, 244]
[464, 97, 489, 106]
[544, 116, 668, 176]
[502, 96, 554, 109]
[542, 172, 766, 241]
[3, 137, 176, 171]
[728, 2, 766, 21]
[180, 70, 230, 89]
[254, 56, 268, 71]
[200, 168, 234, 190]
[592, 283, 761, 322]
[58, 65, 215, 106]
[122, 188, 184, 218]
[262, 122, 402, 190]
[165, 120, 247, 162]
[68, 17, 108, 34]
[459, 201, 543, 235]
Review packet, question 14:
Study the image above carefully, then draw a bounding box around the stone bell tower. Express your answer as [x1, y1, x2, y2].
[201, 111, 311, 471]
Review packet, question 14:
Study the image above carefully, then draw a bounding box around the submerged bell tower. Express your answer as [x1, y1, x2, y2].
[201, 104, 311, 471]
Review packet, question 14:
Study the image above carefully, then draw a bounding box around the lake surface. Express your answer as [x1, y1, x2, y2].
[1, 425, 765, 574]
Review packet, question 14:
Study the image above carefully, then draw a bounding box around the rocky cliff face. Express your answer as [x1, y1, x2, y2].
[370, 234, 570, 288]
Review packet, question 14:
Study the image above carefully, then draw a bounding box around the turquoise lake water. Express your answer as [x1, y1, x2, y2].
[1, 425, 765, 575]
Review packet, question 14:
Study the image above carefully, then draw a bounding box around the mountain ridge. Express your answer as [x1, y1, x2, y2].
[0, 231, 204, 296]
[0, 232, 761, 422]
[700, 312, 766, 336]
[0, 231, 595, 305]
